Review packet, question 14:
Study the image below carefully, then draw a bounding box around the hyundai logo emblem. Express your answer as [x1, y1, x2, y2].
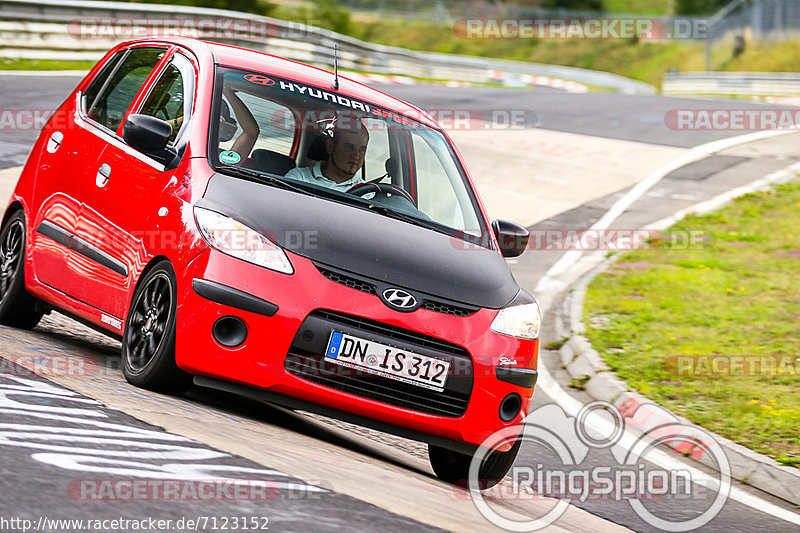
[382, 288, 418, 310]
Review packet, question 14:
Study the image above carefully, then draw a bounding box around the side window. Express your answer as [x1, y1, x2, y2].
[362, 117, 390, 180]
[87, 47, 166, 132]
[82, 51, 124, 113]
[139, 55, 193, 144]
[413, 133, 467, 229]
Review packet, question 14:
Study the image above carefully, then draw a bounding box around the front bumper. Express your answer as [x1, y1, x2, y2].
[176, 247, 539, 449]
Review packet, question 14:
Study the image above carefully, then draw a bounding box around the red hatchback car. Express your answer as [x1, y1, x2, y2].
[1, 38, 540, 484]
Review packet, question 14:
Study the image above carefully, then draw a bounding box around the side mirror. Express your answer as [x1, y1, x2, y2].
[123, 114, 172, 154]
[492, 219, 529, 258]
[123, 114, 178, 167]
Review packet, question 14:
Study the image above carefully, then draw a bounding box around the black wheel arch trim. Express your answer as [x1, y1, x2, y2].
[192, 278, 279, 317]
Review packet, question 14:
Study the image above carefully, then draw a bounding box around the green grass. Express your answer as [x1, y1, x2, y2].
[603, 0, 671, 14]
[569, 374, 591, 391]
[583, 181, 800, 467]
[544, 337, 570, 351]
[339, 15, 799, 88]
[0, 58, 96, 71]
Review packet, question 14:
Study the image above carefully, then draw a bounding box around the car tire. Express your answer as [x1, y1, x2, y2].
[428, 435, 523, 488]
[122, 261, 192, 394]
[0, 210, 44, 330]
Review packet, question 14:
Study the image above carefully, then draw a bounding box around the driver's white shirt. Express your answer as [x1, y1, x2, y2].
[284, 161, 365, 192]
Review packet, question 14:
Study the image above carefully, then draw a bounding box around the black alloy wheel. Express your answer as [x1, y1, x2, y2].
[428, 435, 523, 489]
[122, 261, 191, 393]
[0, 210, 43, 329]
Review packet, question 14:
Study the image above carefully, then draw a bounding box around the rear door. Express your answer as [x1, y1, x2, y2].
[29, 50, 125, 290]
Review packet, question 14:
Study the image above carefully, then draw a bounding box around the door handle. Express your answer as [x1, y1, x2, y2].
[96, 163, 111, 187]
[46, 131, 63, 154]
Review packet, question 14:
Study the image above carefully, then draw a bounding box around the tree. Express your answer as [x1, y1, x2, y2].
[119, 0, 276, 17]
[540, 0, 605, 11]
[675, 0, 730, 15]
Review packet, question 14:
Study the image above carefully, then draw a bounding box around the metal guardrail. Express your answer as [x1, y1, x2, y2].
[0, 0, 655, 94]
[663, 72, 800, 97]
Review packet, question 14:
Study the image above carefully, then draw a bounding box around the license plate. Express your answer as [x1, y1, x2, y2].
[324, 331, 450, 392]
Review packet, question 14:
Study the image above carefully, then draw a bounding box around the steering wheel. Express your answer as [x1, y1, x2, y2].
[347, 182, 415, 205]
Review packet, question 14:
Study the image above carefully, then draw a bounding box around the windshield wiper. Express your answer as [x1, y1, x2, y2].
[364, 203, 445, 232]
[216, 166, 316, 197]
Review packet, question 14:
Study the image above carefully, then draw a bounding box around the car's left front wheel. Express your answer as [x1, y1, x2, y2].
[122, 261, 192, 394]
[428, 433, 523, 488]
[0, 210, 44, 329]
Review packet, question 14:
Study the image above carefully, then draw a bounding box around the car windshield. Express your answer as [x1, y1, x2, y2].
[209, 67, 487, 243]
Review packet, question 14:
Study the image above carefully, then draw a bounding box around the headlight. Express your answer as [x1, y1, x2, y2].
[194, 207, 293, 274]
[491, 302, 542, 340]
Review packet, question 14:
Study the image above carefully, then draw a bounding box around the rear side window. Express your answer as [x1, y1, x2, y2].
[82, 51, 124, 113]
[235, 92, 296, 155]
[86, 47, 166, 132]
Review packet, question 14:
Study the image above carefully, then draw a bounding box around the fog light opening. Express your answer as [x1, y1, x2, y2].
[212, 316, 247, 347]
[499, 393, 522, 422]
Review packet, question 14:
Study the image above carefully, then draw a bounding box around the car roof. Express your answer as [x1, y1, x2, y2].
[124, 37, 439, 129]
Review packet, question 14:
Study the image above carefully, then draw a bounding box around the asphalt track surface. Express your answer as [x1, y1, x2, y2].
[370, 84, 797, 147]
[0, 74, 798, 532]
[0, 365, 439, 533]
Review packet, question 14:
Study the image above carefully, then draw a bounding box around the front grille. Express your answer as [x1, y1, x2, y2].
[317, 267, 375, 295]
[285, 309, 473, 417]
[316, 265, 478, 317]
[420, 300, 476, 317]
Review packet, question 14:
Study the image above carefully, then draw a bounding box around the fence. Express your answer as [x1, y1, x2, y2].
[662, 71, 800, 97]
[708, 0, 800, 43]
[0, 0, 655, 94]
[704, 0, 800, 69]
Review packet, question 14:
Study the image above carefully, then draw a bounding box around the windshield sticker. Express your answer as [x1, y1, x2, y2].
[219, 150, 241, 164]
[231, 71, 423, 130]
[244, 74, 275, 86]
[277, 80, 372, 113]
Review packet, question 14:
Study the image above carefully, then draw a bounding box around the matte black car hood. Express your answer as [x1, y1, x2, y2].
[197, 174, 521, 309]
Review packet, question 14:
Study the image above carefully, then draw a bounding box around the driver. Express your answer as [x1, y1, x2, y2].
[285, 117, 369, 192]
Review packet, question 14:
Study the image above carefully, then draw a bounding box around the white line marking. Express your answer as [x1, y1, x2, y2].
[535, 129, 795, 290]
[645, 161, 800, 231]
